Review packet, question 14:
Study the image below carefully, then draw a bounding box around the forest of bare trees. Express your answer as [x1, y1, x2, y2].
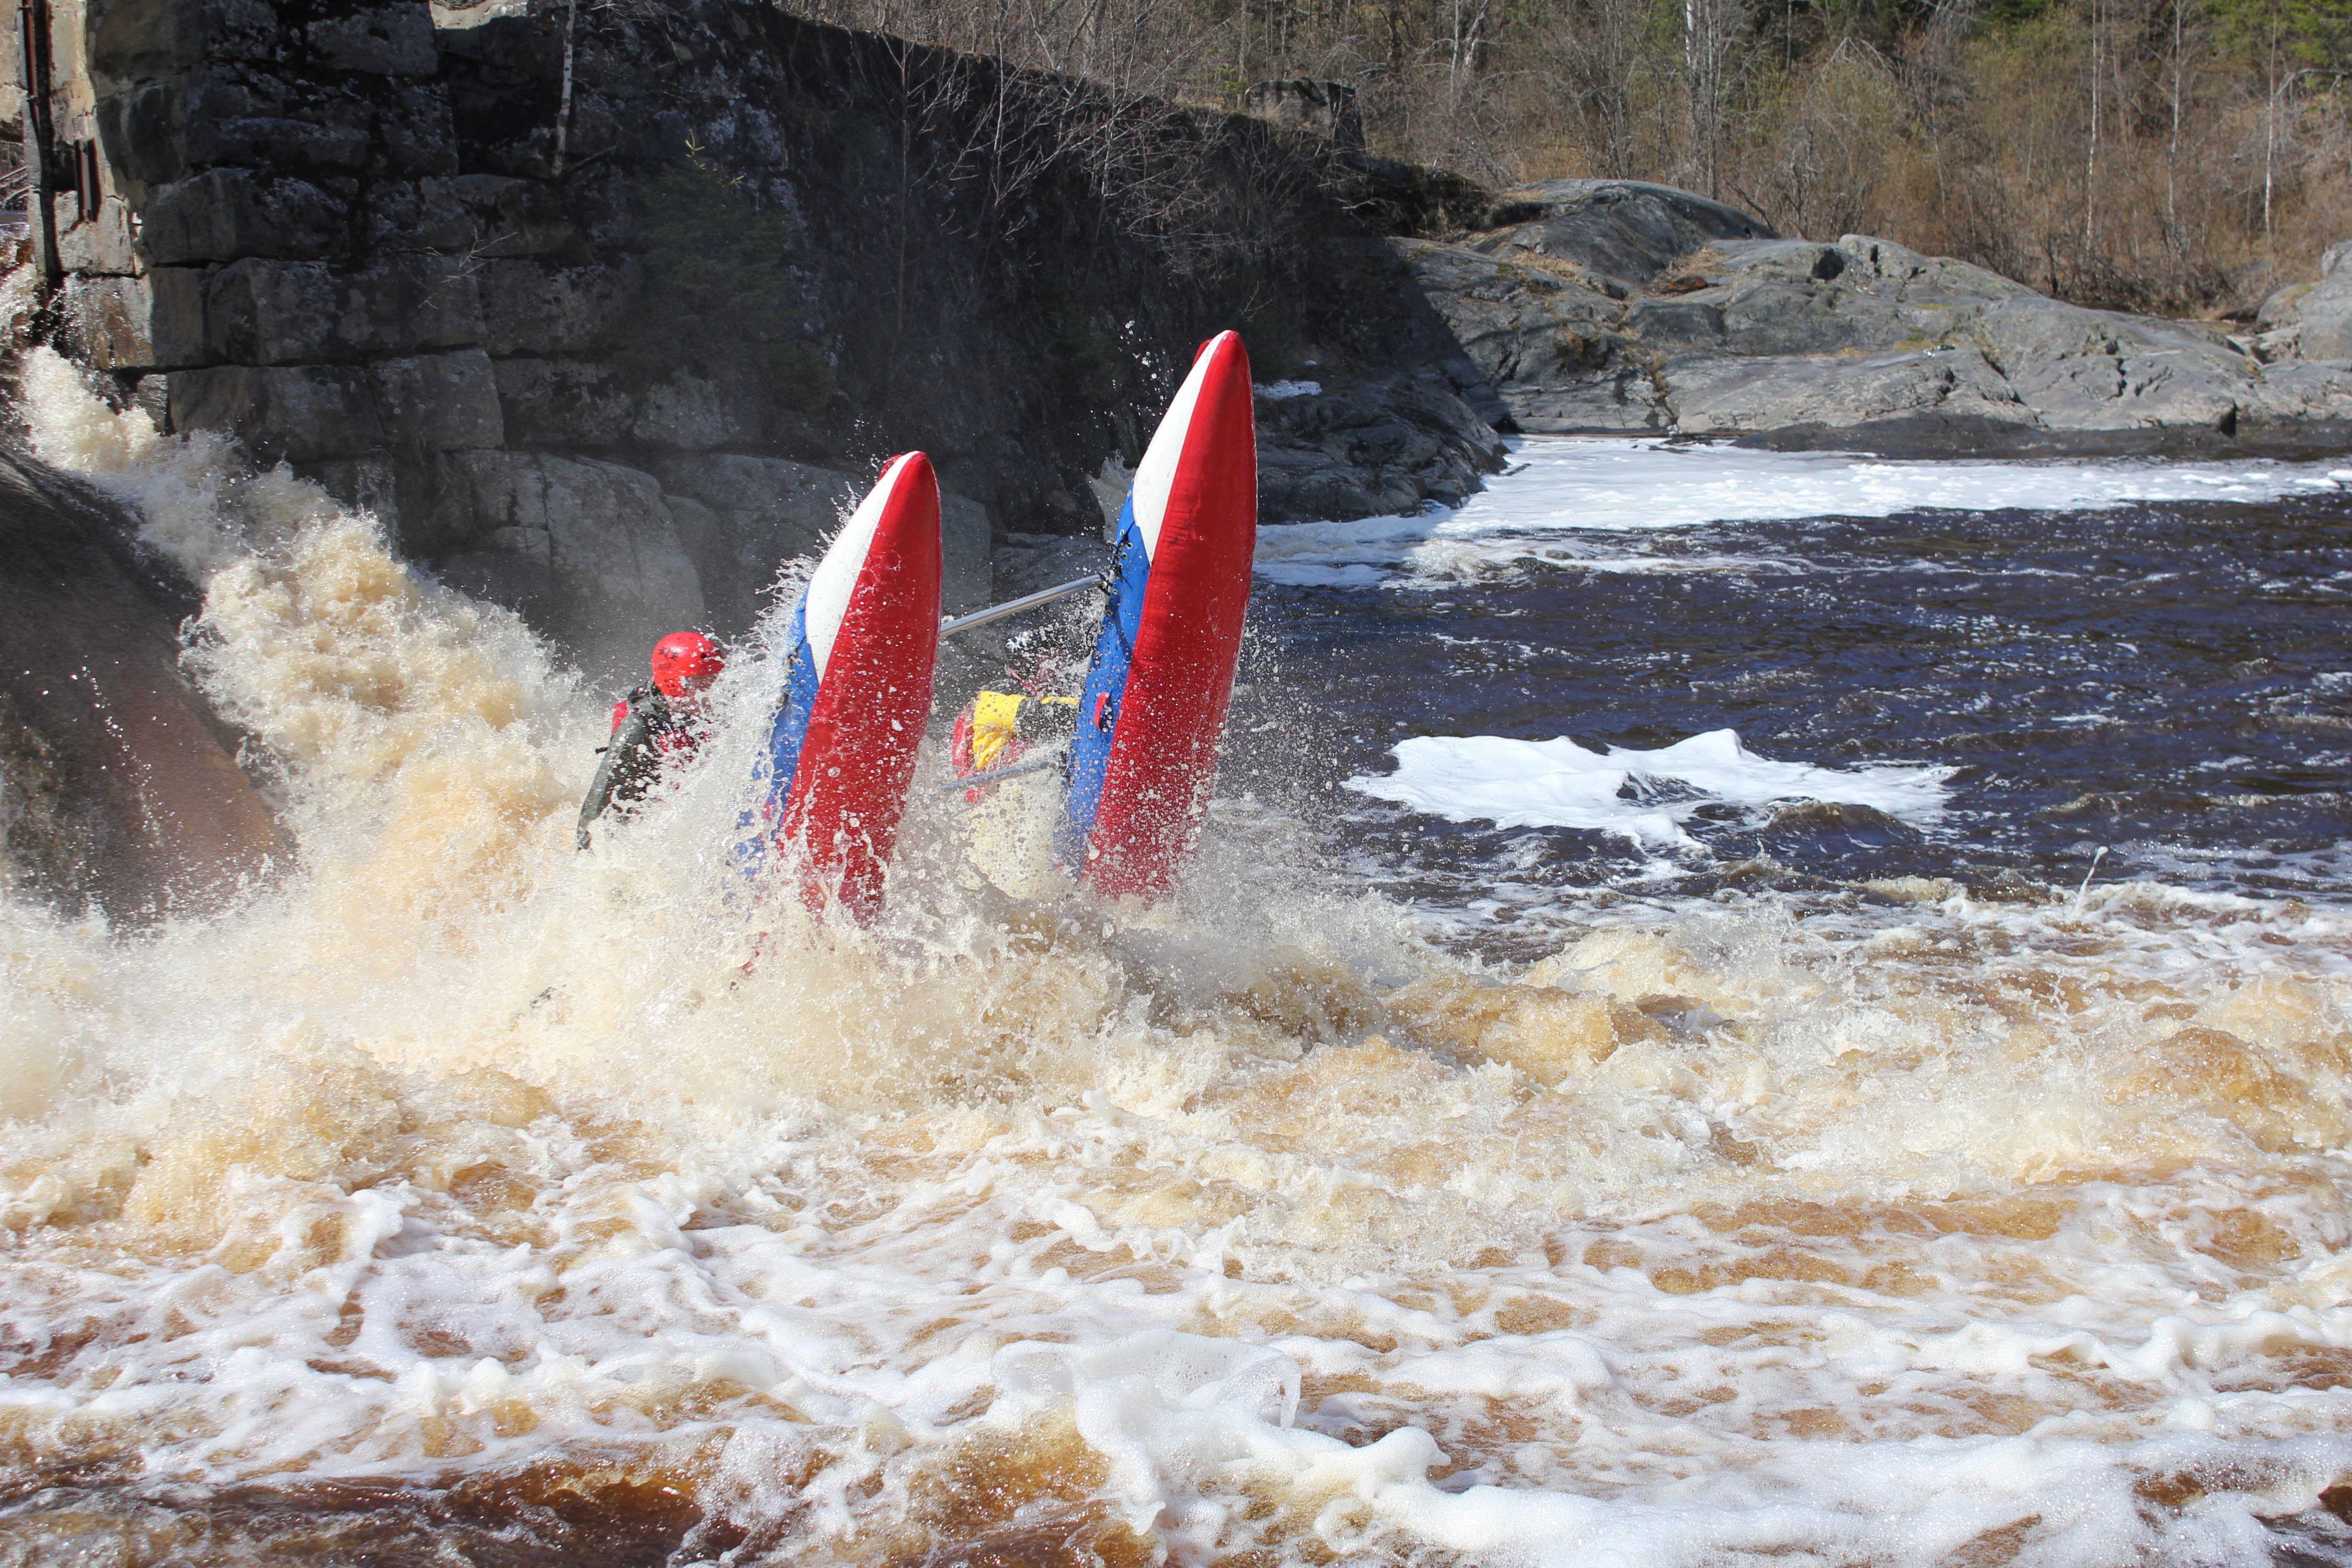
[769, 0, 2352, 316]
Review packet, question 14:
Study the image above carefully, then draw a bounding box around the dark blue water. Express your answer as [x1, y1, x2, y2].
[1226, 491, 2352, 948]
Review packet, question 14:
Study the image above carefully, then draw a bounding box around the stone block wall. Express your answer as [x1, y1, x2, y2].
[11, 0, 997, 683]
[13, 0, 1519, 681]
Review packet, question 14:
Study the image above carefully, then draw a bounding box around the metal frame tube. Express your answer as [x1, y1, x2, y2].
[938, 575, 1098, 639]
[940, 744, 1068, 793]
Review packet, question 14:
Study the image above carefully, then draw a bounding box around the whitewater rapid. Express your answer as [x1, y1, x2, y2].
[1253, 438, 2352, 587]
[6, 356, 2352, 1564]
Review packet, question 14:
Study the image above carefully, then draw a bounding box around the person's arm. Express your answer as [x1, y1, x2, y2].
[577, 704, 657, 849]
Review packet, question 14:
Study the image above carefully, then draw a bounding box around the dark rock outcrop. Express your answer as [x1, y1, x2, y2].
[0, 445, 286, 918]
[1256, 372, 1505, 522]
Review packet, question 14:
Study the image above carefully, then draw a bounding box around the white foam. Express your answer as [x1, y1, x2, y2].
[1258, 437, 2351, 586]
[1347, 730, 1955, 847]
[10, 352, 2352, 1567]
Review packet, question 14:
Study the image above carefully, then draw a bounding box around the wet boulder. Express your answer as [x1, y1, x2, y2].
[0, 445, 286, 918]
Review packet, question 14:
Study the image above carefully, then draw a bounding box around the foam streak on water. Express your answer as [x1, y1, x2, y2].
[1346, 730, 1954, 848]
[1253, 437, 2352, 586]
[7, 355, 2352, 1564]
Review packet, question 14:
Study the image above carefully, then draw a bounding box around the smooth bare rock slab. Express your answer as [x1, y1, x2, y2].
[1478, 179, 1772, 289]
[1394, 238, 1630, 387]
[168, 364, 383, 462]
[1666, 348, 2034, 443]
[1404, 195, 2352, 452]
[2238, 361, 2352, 448]
[2257, 267, 2352, 362]
[1972, 298, 2244, 436]
[436, 451, 701, 680]
[1716, 275, 1904, 356]
[1508, 371, 1669, 434]
[1625, 296, 1724, 350]
[139, 170, 348, 265]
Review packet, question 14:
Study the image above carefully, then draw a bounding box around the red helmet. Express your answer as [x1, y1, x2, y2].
[650, 631, 723, 698]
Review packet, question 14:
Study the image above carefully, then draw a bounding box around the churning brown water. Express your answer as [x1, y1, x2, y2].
[7, 347, 2352, 1565]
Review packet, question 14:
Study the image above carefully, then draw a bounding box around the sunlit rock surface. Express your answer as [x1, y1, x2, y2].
[1404, 186, 2352, 455]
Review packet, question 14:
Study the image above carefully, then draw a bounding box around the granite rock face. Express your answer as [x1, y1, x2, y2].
[1404, 193, 2352, 455]
[2256, 241, 2352, 363]
[1255, 373, 1506, 522]
[434, 452, 704, 682]
[651, 454, 993, 628]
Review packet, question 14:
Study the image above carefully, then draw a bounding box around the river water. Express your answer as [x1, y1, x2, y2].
[6, 354, 2352, 1565]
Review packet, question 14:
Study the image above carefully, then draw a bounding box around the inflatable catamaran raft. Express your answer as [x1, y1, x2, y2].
[756, 331, 1258, 916]
[755, 452, 942, 921]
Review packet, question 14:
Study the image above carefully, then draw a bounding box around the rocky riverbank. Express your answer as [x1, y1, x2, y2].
[1400, 179, 2352, 457]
